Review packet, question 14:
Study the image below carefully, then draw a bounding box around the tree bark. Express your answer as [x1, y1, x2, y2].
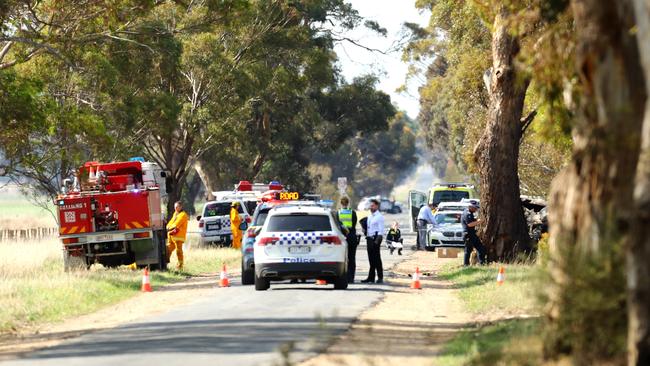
[629, 1, 650, 364]
[194, 159, 220, 201]
[546, 0, 646, 361]
[474, 8, 530, 261]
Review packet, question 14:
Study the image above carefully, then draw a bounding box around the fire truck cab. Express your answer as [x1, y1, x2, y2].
[56, 158, 170, 271]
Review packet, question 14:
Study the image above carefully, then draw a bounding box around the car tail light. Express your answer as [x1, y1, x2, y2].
[258, 237, 279, 246]
[321, 235, 342, 245]
[62, 238, 79, 244]
[198, 220, 204, 228]
[133, 231, 150, 239]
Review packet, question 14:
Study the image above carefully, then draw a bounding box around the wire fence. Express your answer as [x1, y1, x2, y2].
[0, 227, 58, 242]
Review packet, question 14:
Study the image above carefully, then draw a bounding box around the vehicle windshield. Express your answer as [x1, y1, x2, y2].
[244, 201, 258, 215]
[438, 205, 466, 211]
[204, 202, 243, 217]
[266, 214, 331, 232]
[434, 213, 462, 225]
[432, 190, 470, 205]
[253, 210, 270, 226]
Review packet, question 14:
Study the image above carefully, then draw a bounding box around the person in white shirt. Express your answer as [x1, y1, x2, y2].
[361, 199, 385, 284]
[417, 202, 437, 250]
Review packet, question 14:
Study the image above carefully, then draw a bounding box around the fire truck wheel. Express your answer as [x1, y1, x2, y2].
[63, 251, 88, 272]
[149, 233, 168, 271]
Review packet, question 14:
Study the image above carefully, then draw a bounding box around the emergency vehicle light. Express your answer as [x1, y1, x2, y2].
[129, 157, 145, 162]
[236, 180, 253, 191]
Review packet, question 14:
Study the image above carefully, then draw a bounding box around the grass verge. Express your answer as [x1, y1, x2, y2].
[434, 263, 543, 365]
[0, 238, 240, 334]
[436, 318, 542, 366]
[437, 263, 539, 315]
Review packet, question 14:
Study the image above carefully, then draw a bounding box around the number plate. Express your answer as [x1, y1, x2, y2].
[206, 223, 221, 231]
[288, 246, 311, 254]
[94, 234, 114, 242]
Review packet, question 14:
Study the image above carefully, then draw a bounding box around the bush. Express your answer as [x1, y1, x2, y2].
[541, 238, 627, 365]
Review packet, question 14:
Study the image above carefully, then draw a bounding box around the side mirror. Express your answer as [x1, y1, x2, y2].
[239, 222, 249, 231]
[196, 216, 202, 221]
[165, 177, 172, 193]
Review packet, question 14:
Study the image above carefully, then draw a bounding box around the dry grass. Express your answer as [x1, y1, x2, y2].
[0, 237, 240, 333]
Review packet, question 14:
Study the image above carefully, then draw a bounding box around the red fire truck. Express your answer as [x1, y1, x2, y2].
[56, 158, 170, 271]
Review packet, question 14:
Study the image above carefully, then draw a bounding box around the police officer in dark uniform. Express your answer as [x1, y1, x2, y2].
[461, 199, 487, 265]
[337, 197, 358, 283]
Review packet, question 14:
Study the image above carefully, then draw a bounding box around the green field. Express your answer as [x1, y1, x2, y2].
[0, 185, 57, 229]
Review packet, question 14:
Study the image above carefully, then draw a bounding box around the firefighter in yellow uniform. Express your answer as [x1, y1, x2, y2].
[230, 201, 243, 249]
[166, 201, 189, 270]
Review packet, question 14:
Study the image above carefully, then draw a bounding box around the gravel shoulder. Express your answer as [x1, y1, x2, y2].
[300, 251, 472, 366]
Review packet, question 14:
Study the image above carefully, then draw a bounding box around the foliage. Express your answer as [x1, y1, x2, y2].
[311, 111, 417, 199]
[405, 0, 571, 196]
[0, 0, 399, 216]
[540, 238, 627, 363]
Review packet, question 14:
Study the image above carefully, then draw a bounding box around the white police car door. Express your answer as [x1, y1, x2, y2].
[408, 190, 428, 233]
[259, 213, 343, 263]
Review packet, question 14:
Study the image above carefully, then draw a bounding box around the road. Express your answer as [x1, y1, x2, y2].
[3, 212, 415, 366]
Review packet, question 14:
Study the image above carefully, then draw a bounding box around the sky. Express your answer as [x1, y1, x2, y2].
[333, 0, 430, 120]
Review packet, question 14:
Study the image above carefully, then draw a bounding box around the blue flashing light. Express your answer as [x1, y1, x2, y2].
[129, 157, 145, 162]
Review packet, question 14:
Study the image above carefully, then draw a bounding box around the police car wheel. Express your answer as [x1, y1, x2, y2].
[333, 276, 348, 290]
[241, 263, 255, 285]
[254, 273, 270, 291]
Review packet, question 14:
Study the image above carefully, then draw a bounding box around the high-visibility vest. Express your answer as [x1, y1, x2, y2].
[338, 208, 353, 228]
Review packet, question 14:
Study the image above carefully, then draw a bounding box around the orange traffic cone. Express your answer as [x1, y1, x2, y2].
[220, 264, 230, 287]
[497, 266, 505, 285]
[141, 267, 152, 292]
[411, 267, 422, 289]
[316, 279, 327, 285]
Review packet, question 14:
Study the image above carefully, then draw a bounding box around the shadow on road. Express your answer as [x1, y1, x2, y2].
[18, 317, 468, 361]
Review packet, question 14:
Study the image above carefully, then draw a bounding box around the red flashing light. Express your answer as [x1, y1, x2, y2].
[237, 181, 253, 191]
[198, 220, 205, 228]
[269, 181, 283, 190]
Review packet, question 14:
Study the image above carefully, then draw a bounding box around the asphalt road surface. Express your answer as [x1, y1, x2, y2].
[3, 212, 415, 366]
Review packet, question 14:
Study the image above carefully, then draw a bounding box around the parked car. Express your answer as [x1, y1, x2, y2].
[197, 199, 250, 246]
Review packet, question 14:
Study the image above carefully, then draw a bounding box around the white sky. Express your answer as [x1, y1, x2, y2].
[334, 0, 430, 120]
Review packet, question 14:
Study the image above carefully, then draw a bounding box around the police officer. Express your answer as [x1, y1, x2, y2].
[416, 202, 437, 250]
[461, 199, 487, 265]
[361, 199, 385, 284]
[337, 197, 358, 283]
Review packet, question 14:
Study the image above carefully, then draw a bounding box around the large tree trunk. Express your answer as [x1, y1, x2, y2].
[194, 159, 220, 201]
[629, 1, 650, 364]
[546, 0, 646, 362]
[474, 8, 530, 261]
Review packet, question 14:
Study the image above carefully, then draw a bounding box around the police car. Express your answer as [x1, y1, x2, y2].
[241, 198, 320, 285]
[253, 204, 348, 291]
[197, 199, 250, 246]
